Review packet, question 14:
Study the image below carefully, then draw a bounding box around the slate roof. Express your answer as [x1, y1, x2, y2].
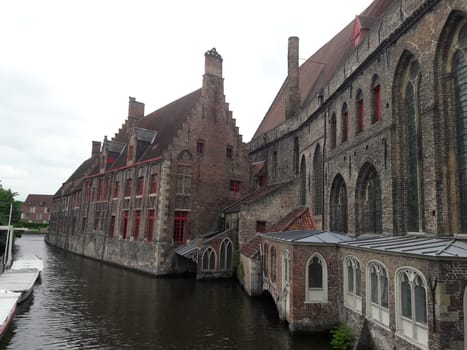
[253, 0, 394, 139]
[263, 230, 356, 244]
[269, 207, 316, 232]
[341, 235, 467, 259]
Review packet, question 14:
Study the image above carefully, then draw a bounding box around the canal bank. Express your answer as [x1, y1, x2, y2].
[1, 233, 332, 350]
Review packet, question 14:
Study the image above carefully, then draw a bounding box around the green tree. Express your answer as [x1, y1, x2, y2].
[0, 181, 22, 226]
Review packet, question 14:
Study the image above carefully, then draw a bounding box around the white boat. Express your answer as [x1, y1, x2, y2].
[0, 269, 41, 303]
[0, 289, 21, 340]
[11, 255, 44, 273]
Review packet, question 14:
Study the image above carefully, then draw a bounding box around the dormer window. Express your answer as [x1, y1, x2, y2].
[128, 144, 134, 162]
[226, 145, 233, 159]
[197, 139, 205, 156]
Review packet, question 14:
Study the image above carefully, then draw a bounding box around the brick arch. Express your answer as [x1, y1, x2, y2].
[330, 174, 348, 233]
[355, 162, 382, 234]
[434, 11, 467, 234]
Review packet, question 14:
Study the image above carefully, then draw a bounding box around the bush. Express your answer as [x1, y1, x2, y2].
[330, 324, 355, 350]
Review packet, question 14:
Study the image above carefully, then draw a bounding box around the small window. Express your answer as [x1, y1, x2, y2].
[356, 90, 364, 134]
[150, 174, 158, 194]
[128, 144, 135, 161]
[219, 239, 233, 271]
[124, 178, 132, 197]
[330, 113, 337, 149]
[197, 139, 205, 156]
[202, 247, 216, 271]
[372, 75, 381, 124]
[229, 180, 241, 200]
[226, 145, 233, 159]
[136, 176, 144, 196]
[256, 221, 266, 233]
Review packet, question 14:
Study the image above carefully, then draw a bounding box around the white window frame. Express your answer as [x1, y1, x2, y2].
[366, 260, 389, 327]
[202, 246, 217, 272]
[395, 267, 428, 349]
[343, 255, 362, 313]
[305, 253, 328, 303]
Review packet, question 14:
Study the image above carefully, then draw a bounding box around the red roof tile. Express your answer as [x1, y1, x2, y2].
[240, 236, 262, 259]
[269, 207, 316, 232]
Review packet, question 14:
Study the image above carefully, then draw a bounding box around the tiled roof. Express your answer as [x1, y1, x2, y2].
[253, 0, 394, 138]
[223, 182, 286, 213]
[240, 236, 262, 259]
[269, 207, 316, 232]
[23, 194, 53, 207]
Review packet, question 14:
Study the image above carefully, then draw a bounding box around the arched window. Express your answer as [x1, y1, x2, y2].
[367, 261, 389, 326]
[219, 238, 233, 271]
[356, 163, 382, 234]
[356, 89, 364, 134]
[396, 268, 428, 347]
[405, 60, 424, 232]
[263, 243, 268, 276]
[270, 246, 277, 282]
[341, 103, 349, 143]
[454, 24, 467, 232]
[300, 156, 307, 205]
[344, 256, 362, 313]
[372, 75, 381, 124]
[330, 112, 337, 149]
[313, 144, 323, 215]
[330, 174, 348, 233]
[305, 254, 327, 302]
[202, 247, 216, 272]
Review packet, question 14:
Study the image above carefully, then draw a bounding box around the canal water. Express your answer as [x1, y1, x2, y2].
[1, 234, 332, 350]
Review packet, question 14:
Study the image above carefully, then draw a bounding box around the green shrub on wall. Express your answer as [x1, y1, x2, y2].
[330, 324, 355, 350]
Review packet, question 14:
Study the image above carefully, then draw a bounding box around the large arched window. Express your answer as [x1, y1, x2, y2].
[313, 144, 323, 215]
[372, 75, 381, 124]
[219, 238, 233, 271]
[300, 156, 307, 206]
[356, 163, 382, 234]
[367, 261, 389, 326]
[396, 268, 428, 347]
[305, 253, 327, 303]
[356, 89, 364, 134]
[330, 112, 337, 149]
[344, 256, 362, 313]
[454, 24, 467, 232]
[341, 103, 349, 143]
[330, 174, 348, 233]
[202, 247, 216, 272]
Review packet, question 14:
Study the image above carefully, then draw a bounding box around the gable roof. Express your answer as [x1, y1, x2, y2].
[253, 0, 394, 139]
[269, 207, 316, 232]
[23, 194, 53, 207]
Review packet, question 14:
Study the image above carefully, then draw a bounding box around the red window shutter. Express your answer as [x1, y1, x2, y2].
[173, 211, 188, 243]
[122, 211, 129, 239]
[146, 210, 155, 242]
[133, 210, 141, 240]
[150, 174, 158, 194]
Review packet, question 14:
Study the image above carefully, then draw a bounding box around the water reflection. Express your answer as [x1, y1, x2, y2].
[1, 234, 331, 349]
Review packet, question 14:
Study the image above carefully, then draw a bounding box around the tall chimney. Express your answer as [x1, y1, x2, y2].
[128, 96, 145, 119]
[92, 141, 101, 156]
[204, 48, 223, 78]
[285, 36, 301, 119]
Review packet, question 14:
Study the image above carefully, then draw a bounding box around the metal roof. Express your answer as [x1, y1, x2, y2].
[174, 241, 199, 262]
[263, 230, 356, 244]
[340, 235, 467, 258]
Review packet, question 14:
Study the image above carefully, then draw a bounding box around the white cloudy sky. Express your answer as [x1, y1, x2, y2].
[1, 0, 373, 201]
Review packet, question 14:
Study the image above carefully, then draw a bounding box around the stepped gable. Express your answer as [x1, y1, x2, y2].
[253, 0, 394, 139]
[269, 207, 316, 232]
[240, 235, 262, 259]
[223, 182, 285, 214]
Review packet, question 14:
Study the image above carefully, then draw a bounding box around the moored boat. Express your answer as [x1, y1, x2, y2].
[0, 289, 21, 341]
[0, 269, 41, 303]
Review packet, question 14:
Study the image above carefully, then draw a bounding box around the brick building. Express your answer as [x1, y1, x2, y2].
[21, 194, 53, 224]
[47, 48, 250, 276]
[236, 0, 467, 349]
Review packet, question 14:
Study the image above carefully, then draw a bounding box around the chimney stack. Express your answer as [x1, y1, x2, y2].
[204, 48, 223, 78]
[285, 36, 301, 119]
[128, 97, 145, 119]
[92, 141, 101, 156]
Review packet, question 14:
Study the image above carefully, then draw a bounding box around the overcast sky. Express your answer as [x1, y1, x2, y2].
[1, 0, 373, 202]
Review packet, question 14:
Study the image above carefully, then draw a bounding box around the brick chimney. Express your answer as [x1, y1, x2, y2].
[285, 36, 301, 120]
[128, 97, 145, 119]
[204, 48, 223, 78]
[92, 141, 101, 156]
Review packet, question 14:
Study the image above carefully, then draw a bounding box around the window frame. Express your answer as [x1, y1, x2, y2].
[343, 256, 362, 314]
[305, 253, 328, 303]
[366, 260, 389, 326]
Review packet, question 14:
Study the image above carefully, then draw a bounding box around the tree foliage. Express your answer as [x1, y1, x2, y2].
[0, 181, 22, 226]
